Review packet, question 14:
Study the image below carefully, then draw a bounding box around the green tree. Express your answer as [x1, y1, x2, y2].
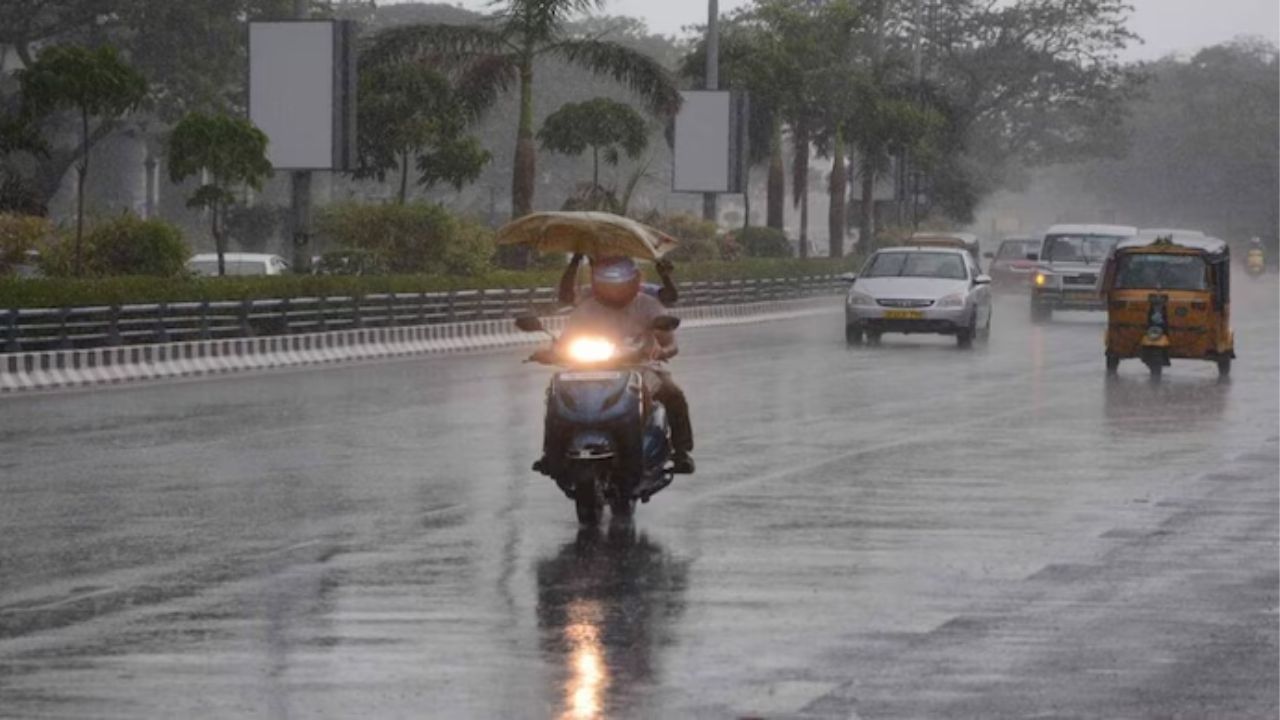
[167, 112, 273, 276]
[17, 45, 147, 276]
[355, 61, 492, 204]
[538, 98, 648, 192]
[363, 0, 682, 230]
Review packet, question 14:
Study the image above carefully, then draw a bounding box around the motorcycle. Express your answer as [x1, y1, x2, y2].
[517, 315, 681, 525]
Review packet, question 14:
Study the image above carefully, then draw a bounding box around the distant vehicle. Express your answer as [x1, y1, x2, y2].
[907, 231, 983, 270]
[985, 236, 1041, 291]
[1029, 223, 1136, 322]
[187, 252, 290, 277]
[11, 249, 44, 279]
[1246, 237, 1265, 277]
[844, 246, 992, 348]
[1102, 234, 1233, 378]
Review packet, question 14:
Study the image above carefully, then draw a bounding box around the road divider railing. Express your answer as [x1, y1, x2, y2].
[1, 275, 842, 353]
[0, 295, 838, 393]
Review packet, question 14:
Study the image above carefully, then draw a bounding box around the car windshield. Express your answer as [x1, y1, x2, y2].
[1044, 234, 1122, 264]
[996, 241, 1038, 259]
[1114, 254, 1207, 290]
[863, 252, 968, 280]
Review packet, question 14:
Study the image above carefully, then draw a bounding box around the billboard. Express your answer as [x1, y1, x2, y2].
[672, 91, 747, 194]
[249, 20, 357, 171]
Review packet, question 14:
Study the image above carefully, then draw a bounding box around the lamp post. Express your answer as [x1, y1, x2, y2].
[702, 0, 719, 225]
[290, 0, 313, 273]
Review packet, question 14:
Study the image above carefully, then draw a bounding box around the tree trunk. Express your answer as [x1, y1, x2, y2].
[592, 146, 600, 190]
[860, 151, 876, 252]
[512, 60, 536, 219]
[828, 128, 847, 258]
[766, 120, 784, 230]
[398, 151, 410, 204]
[74, 110, 89, 277]
[792, 124, 810, 259]
[214, 202, 226, 277]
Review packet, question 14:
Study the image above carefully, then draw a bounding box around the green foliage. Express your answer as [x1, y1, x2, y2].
[224, 204, 287, 253]
[0, 257, 857, 309]
[733, 226, 793, 258]
[538, 98, 649, 186]
[17, 45, 148, 120]
[316, 202, 495, 276]
[0, 213, 53, 274]
[40, 214, 189, 278]
[168, 113, 272, 197]
[355, 61, 491, 201]
[643, 212, 721, 262]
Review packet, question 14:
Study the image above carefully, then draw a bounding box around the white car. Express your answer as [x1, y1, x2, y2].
[1029, 223, 1136, 321]
[844, 247, 993, 347]
[187, 252, 290, 277]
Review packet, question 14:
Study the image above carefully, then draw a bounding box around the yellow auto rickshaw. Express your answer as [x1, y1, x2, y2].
[1102, 235, 1234, 378]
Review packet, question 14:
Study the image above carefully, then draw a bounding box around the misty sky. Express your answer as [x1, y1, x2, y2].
[414, 0, 1279, 59]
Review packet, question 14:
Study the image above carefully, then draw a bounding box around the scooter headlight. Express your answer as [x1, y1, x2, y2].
[565, 337, 616, 363]
[1146, 325, 1165, 340]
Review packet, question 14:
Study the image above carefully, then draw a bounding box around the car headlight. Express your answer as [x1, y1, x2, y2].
[847, 290, 876, 307]
[565, 337, 616, 363]
[1034, 272, 1049, 287]
[936, 292, 966, 308]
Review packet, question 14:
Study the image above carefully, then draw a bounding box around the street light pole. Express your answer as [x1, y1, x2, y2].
[702, 0, 719, 224]
[290, 0, 313, 273]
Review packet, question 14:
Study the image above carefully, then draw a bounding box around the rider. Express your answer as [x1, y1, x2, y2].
[537, 256, 695, 475]
[558, 253, 679, 307]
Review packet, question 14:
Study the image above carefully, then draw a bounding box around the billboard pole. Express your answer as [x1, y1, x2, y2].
[290, 0, 313, 274]
[702, 0, 719, 224]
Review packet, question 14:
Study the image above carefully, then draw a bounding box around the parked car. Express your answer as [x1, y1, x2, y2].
[985, 236, 1041, 291]
[1029, 224, 1136, 322]
[187, 252, 290, 277]
[844, 246, 992, 348]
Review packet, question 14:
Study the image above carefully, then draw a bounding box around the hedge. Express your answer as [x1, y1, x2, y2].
[0, 256, 861, 309]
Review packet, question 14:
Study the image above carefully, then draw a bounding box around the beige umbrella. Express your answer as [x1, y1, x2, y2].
[495, 211, 678, 261]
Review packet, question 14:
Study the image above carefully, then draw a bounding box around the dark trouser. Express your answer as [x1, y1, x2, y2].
[651, 369, 693, 454]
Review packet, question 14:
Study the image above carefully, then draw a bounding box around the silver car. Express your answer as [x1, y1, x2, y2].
[844, 247, 993, 347]
[1029, 223, 1136, 322]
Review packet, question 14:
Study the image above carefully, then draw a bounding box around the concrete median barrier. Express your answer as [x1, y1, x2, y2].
[0, 297, 836, 394]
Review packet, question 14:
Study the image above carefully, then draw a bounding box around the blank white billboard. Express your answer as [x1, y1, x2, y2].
[250, 21, 353, 170]
[673, 91, 733, 193]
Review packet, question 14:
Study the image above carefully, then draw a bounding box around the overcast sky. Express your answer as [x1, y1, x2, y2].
[415, 0, 1279, 60]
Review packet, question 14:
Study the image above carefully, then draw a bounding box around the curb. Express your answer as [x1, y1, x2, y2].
[0, 297, 836, 394]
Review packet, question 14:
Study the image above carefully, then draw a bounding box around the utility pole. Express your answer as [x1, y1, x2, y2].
[290, 0, 313, 273]
[702, 0, 719, 225]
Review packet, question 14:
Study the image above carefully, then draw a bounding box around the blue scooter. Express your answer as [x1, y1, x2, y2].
[517, 315, 679, 524]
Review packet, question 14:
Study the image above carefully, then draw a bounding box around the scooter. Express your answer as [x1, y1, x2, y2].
[517, 315, 680, 525]
[1246, 248, 1265, 277]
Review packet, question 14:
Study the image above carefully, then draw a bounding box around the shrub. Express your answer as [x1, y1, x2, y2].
[225, 204, 287, 253]
[40, 214, 189, 277]
[316, 202, 495, 276]
[642, 212, 720, 262]
[0, 213, 53, 274]
[733, 226, 793, 258]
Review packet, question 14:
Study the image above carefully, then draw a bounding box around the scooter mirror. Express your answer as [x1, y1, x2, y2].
[515, 315, 545, 333]
[651, 315, 681, 332]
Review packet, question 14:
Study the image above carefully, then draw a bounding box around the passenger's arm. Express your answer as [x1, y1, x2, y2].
[652, 329, 678, 361]
[557, 254, 585, 306]
[655, 258, 678, 306]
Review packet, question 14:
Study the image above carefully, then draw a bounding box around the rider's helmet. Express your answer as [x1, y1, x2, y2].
[591, 256, 641, 308]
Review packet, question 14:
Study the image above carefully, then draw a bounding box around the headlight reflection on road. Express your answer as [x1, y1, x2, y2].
[562, 599, 608, 720]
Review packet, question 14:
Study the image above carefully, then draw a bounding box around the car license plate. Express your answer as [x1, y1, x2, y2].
[883, 309, 924, 320]
[1066, 291, 1096, 302]
[559, 371, 623, 381]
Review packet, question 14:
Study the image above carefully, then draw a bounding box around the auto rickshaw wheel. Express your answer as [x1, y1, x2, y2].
[1106, 354, 1120, 375]
[1217, 357, 1232, 377]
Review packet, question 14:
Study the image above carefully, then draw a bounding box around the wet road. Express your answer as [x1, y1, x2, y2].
[1, 279, 1277, 719]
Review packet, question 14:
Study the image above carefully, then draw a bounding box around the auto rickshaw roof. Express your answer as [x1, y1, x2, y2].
[1114, 234, 1229, 256]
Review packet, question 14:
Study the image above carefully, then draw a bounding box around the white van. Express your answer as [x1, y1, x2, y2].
[187, 252, 290, 277]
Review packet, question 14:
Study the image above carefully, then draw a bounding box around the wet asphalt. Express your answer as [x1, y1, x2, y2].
[0, 278, 1277, 719]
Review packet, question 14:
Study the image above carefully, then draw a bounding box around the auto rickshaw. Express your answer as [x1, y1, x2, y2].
[1102, 235, 1234, 378]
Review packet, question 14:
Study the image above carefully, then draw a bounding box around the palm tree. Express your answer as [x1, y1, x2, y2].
[364, 0, 680, 226]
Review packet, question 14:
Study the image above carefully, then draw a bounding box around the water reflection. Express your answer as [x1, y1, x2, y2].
[536, 522, 689, 720]
[1103, 374, 1230, 434]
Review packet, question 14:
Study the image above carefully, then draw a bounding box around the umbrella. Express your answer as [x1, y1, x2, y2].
[495, 211, 678, 261]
